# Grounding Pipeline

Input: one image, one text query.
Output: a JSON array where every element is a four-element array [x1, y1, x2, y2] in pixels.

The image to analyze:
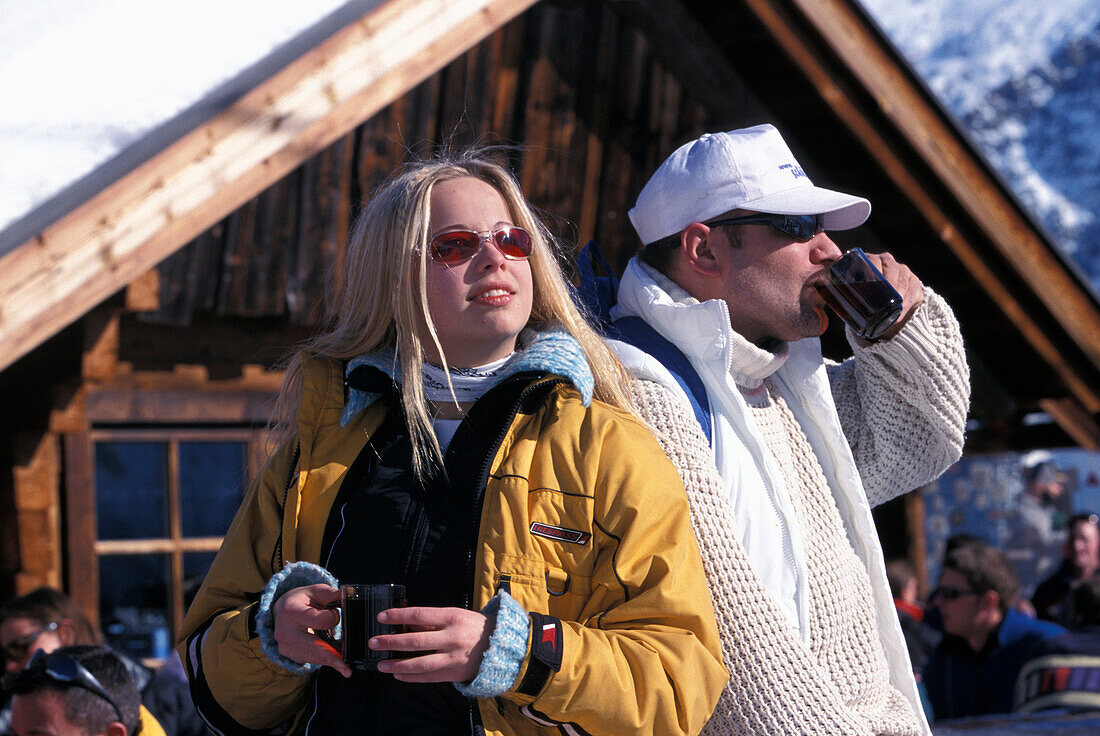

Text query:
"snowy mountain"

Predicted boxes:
[[860, 0, 1100, 295]]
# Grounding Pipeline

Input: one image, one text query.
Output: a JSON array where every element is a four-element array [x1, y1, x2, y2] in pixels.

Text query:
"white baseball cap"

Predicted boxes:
[[628, 124, 871, 245]]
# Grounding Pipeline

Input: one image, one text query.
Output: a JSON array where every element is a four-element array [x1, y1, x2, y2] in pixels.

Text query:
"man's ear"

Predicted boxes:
[[104, 720, 128, 736], [56, 618, 78, 646], [681, 223, 722, 277], [979, 590, 1001, 615]]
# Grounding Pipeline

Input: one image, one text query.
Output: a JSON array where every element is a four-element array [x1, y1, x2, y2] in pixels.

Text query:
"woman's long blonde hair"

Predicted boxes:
[[271, 150, 633, 477]]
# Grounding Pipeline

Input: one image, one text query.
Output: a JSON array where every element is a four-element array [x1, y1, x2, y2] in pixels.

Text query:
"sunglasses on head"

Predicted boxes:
[[706, 213, 824, 242], [1, 621, 58, 665], [428, 227, 533, 266], [29, 649, 124, 724], [930, 585, 977, 602]]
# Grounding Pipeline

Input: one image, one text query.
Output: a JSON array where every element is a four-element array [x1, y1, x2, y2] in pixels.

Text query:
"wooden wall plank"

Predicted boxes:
[[13, 432, 63, 594]]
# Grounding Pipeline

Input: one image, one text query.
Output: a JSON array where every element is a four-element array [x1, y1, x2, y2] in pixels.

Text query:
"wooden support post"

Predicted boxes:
[[905, 488, 929, 598], [63, 432, 98, 630], [12, 432, 63, 594]]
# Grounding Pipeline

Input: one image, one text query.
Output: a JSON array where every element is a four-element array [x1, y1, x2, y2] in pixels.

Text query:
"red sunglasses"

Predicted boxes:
[[428, 227, 533, 266]]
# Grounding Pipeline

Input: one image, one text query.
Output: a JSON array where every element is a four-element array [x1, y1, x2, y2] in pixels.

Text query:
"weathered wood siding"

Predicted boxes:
[[148, 2, 722, 332]]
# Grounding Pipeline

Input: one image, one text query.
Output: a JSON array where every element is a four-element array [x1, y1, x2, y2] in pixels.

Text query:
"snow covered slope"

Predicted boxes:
[[861, 0, 1100, 293]]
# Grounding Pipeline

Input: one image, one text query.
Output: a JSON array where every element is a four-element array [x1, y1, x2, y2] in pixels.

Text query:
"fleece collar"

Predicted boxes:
[[340, 328, 594, 426]]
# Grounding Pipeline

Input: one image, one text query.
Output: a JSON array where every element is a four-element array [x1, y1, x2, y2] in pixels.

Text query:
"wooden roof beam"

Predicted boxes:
[[749, 0, 1100, 412], [0, 0, 539, 374]]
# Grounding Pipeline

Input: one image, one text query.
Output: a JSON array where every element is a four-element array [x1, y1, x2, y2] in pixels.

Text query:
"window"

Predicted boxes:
[[81, 428, 264, 660]]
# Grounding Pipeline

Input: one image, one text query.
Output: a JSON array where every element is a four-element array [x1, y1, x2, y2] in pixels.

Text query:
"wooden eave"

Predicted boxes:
[[741, 0, 1100, 446], [0, 0, 537, 375]]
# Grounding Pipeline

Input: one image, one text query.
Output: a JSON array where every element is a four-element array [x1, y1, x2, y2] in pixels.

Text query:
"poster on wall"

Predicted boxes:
[[923, 449, 1100, 597]]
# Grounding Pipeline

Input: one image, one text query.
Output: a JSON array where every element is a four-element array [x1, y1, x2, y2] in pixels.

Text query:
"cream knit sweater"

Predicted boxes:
[[634, 377, 923, 735]]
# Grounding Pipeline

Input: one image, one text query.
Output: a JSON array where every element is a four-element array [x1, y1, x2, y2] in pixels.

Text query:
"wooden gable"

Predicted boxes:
[[2, 0, 1099, 602]]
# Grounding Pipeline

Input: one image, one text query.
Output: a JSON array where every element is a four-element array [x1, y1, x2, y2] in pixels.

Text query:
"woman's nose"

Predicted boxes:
[[473, 234, 509, 269]]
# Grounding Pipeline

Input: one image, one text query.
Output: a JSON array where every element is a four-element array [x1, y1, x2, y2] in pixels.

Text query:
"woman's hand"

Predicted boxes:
[[372, 606, 493, 683], [272, 584, 351, 678]]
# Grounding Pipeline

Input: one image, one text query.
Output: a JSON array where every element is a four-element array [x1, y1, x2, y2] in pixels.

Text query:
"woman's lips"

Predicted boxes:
[[469, 287, 514, 305]]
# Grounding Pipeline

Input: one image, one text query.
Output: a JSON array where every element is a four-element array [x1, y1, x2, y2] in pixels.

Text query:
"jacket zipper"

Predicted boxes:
[[712, 366, 809, 641], [464, 376, 564, 734]]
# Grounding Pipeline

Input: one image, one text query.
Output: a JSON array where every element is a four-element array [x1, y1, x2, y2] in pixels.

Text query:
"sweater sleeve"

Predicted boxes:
[[827, 287, 970, 507], [631, 378, 905, 734]]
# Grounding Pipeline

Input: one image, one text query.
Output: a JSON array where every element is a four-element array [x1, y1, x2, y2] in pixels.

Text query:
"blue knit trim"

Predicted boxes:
[[341, 328, 594, 427], [454, 591, 530, 698], [508, 329, 594, 406], [256, 561, 339, 674]]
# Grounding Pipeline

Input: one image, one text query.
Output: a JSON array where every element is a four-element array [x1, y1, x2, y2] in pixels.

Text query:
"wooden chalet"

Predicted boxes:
[[3, 0, 1099, 635]]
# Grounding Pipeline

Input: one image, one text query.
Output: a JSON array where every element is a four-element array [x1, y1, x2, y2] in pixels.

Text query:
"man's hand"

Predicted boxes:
[[862, 251, 924, 341], [272, 584, 351, 677], [372, 606, 493, 684]]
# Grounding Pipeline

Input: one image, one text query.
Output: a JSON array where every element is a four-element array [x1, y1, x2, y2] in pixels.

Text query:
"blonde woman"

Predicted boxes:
[[178, 153, 725, 736]]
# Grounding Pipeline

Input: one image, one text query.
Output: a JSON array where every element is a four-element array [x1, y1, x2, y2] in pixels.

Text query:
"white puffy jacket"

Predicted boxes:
[[610, 256, 969, 734]]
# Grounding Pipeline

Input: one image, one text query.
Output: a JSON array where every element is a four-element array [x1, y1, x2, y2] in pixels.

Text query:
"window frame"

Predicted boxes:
[[64, 374, 280, 641], [87, 427, 262, 636]]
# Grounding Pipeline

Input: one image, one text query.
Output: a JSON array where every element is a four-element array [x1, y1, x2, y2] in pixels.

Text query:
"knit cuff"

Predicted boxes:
[[852, 288, 965, 378], [454, 591, 529, 698], [256, 561, 339, 674]]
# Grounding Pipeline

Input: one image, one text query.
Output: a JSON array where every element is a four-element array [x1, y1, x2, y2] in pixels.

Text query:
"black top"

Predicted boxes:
[[302, 368, 553, 736]]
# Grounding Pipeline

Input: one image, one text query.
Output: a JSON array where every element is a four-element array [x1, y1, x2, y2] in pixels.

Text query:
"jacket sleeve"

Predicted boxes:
[[499, 401, 727, 736], [827, 287, 970, 506], [176, 437, 314, 734]]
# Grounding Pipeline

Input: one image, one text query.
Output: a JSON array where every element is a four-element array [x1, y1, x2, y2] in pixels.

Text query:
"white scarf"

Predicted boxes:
[[421, 354, 513, 404]]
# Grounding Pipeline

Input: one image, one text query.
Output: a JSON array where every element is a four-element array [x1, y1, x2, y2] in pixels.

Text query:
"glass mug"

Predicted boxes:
[[320, 583, 407, 670], [815, 248, 904, 340]]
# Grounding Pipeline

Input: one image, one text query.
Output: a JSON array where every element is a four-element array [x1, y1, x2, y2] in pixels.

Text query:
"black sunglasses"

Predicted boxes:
[[1, 621, 58, 664], [706, 213, 824, 242], [930, 585, 978, 602], [29, 649, 124, 724]]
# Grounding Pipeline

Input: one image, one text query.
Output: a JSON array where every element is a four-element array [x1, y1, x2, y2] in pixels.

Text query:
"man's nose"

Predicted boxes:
[[810, 232, 843, 264]]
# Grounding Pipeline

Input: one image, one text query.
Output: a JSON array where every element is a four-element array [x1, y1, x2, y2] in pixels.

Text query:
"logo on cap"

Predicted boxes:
[[779, 163, 808, 180]]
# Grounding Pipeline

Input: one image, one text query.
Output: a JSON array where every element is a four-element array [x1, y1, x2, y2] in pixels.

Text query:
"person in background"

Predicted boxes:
[[923, 540, 1064, 720], [0, 588, 206, 736], [1033, 512, 1100, 625], [886, 559, 941, 675], [602, 123, 969, 735], [1010, 450, 1070, 588], [2, 644, 164, 736], [1015, 572, 1100, 712], [178, 152, 725, 735]]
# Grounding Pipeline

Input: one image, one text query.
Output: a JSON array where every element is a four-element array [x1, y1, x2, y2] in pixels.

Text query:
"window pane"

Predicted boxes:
[[100, 554, 171, 660], [184, 551, 218, 612], [179, 441, 248, 537], [95, 442, 168, 539]]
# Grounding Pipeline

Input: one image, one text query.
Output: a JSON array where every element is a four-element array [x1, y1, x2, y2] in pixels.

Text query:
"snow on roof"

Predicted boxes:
[[0, 0, 377, 252]]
